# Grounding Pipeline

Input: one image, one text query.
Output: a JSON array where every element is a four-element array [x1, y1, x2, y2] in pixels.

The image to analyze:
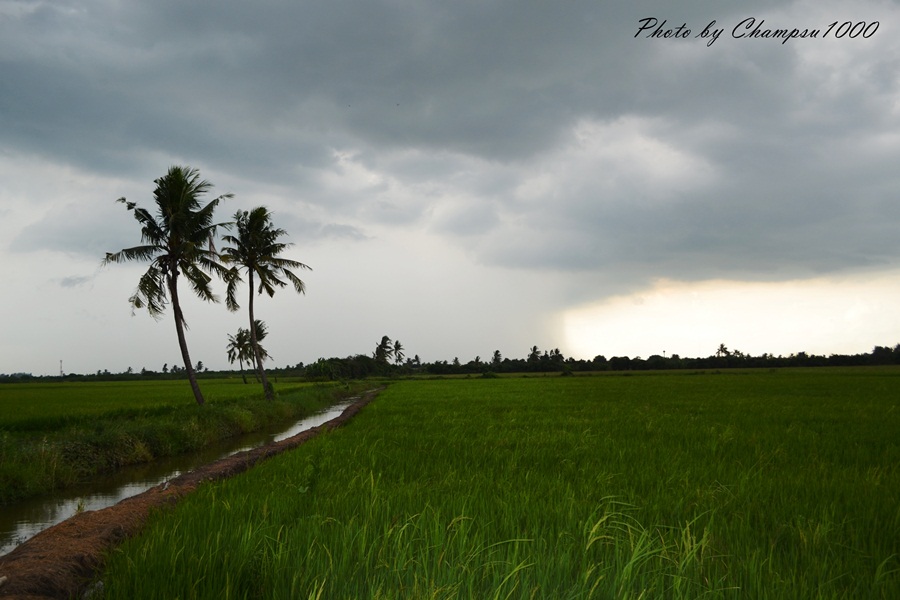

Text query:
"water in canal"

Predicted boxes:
[[0, 400, 355, 557]]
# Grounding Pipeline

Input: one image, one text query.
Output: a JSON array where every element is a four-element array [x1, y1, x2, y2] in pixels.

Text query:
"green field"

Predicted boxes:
[[0, 379, 351, 504], [0, 378, 313, 431], [98, 368, 900, 599]]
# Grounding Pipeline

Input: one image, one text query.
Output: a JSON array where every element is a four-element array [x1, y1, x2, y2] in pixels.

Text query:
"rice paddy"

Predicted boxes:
[[97, 368, 900, 598], [0, 379, 314, 432], [0, 379, 349, 504]]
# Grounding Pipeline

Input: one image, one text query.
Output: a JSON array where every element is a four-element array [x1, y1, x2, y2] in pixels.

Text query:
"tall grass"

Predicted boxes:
[[101, 370, 900, 598], [0, 379, 313, 432], [0, 382, 355, 504]]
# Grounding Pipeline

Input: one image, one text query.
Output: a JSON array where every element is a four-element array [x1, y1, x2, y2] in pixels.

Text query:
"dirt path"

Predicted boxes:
[[0, 388, 381, 600]]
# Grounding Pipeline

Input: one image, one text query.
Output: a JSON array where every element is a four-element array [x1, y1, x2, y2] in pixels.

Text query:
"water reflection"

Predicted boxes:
[[0, 401, 354, 557]]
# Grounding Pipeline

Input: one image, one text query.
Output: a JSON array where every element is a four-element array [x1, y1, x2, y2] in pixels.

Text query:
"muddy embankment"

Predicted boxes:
[[0, 387, 382, 600]]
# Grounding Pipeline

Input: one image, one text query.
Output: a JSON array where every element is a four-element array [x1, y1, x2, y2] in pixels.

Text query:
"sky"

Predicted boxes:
[[2, 0, 900, 375]]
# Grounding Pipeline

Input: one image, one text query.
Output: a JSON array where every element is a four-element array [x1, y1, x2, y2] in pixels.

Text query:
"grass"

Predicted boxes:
[[0, 378, 312, 431], [98, 368, 900, 598], [0, 380, 365, 505]]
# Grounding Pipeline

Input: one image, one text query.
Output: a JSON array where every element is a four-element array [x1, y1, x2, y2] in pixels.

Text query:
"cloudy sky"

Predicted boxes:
[[2, 0, 900, 375]]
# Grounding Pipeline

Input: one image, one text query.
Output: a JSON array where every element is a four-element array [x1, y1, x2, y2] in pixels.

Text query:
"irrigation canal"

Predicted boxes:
[[0, 399, 355, 557]]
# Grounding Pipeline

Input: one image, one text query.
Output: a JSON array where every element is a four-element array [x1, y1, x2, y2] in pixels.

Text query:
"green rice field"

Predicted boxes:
[[98, 368, 900, 599], [0, 379, 347, 504], [0, 378, 312, 431]]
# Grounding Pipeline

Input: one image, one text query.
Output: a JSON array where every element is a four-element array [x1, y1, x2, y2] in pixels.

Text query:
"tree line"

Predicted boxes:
[[4, 342, 900, 385], [300, 340, 900, 380]]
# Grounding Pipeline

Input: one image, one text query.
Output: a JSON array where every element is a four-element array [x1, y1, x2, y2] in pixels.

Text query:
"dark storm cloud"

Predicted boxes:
[[1, 0, 898, 297]]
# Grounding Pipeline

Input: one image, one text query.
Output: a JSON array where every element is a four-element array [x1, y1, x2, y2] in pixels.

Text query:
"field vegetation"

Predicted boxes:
[[99, 368, 900, 598], [0, 379, 362, 505]]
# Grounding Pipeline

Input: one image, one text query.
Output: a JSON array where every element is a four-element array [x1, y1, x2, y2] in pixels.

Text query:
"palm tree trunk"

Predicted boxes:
[[247, 272, 273, 399], [168, 272, 205, 406]]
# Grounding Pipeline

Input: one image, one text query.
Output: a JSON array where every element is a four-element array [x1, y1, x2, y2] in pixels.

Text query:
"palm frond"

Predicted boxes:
[[103, 245, 162, 266], [129, 266, 167, 318], [284, 269, 307, 294]]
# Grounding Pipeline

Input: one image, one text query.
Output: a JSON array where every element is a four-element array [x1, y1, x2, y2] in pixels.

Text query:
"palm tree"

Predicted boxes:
[[393, 340, 405, 365], [104, 166, 231, 406], [226, 328, 252, 383], [222, 207, 309, 399], [226, 321, 271, 384], [374, 335, 393, 364]]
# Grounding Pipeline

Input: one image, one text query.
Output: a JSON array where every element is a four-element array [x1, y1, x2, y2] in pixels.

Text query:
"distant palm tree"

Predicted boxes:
[[374, 335, 393, 364], [393, 340, 405, 365], [104, 166, 231, 406], [226, 328, 251, 383], [226, 321, 271, 384], [222, 206, 309, 399]]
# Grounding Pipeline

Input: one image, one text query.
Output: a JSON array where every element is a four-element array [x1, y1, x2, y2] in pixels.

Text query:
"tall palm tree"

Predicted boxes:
[[222, 206, 309, 399], [104, 166, 231, 406]]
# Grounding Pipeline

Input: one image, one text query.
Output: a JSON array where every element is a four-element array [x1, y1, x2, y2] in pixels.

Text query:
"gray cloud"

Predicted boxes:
[[10, 202, 135, 258], [59, 275, 92, 288], [2, 0, 899, 371]]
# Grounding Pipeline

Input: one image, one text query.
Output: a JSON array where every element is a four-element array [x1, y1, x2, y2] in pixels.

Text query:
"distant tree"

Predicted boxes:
[[227, 328, 252, 383], [716, 343, 730, 358], [222, 206, 310, 400], [393, 340, 405, 365], [492, 350, 502, 368], [103, 166, 231, 406], [162, 363, 168, 374], [374, 336, 393, 364], [196, 361, 204, 372], [227, 321, 270, 384], [527, 346, 541, 362], [609, 356, 632, 371]]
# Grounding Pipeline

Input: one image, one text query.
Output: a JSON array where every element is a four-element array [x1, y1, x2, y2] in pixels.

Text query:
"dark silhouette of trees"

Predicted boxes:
[[227, 321, 270, 384], [222, 206, 310, 400], [374, 336, 393, 364], [103, 165, 231, 406]]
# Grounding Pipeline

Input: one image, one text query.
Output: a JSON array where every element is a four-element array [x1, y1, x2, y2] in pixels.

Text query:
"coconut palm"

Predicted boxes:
[[222, 206, 309, 399], [393, 340, 405, 365], [104, 165, 231, 406], [226, 328, 252, 383], [374, 335, 393, 364], [226, 321, 271, 384]]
